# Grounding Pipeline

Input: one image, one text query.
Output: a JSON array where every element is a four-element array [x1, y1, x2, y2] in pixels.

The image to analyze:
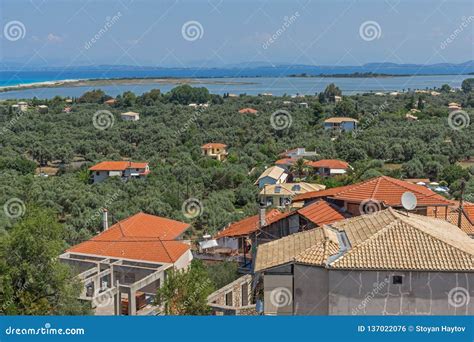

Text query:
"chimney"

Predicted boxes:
[[102, 209, 109, 231], [259, 206, 266, 228]]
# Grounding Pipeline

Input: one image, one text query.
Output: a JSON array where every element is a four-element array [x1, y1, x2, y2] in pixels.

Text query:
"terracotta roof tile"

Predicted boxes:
[[306, 159, 349, 170], [256, 208, 474, 272], [324, 117, 359, 123], [330, 208, 474, 271], [446, 203, 474, 235], [255, 227, 340, 271], [216, 209, 285, 238], [68, 240, 189, 264], [293, 176, 451, 207], [463, 203, 474, 223], [67, 212, 190, 263], [201, 143, 227, 149], [297, 200, 345, 226], [238, 108, 258, 114], [89, 161, 148, 171]]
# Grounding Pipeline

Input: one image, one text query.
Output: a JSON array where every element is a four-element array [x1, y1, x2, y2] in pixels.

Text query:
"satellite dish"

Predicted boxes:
[[401, 192, 417, 211]]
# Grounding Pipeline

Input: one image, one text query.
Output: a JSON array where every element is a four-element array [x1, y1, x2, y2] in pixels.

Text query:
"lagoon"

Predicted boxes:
[[0, 74, 470, 99]]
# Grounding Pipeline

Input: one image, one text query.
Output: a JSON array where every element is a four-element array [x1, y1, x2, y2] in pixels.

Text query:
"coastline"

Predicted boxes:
[[0, 77, 258, 93]]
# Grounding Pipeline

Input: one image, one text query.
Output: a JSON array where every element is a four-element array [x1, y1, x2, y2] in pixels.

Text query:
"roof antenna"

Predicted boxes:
[[401, 191, 417, 216]]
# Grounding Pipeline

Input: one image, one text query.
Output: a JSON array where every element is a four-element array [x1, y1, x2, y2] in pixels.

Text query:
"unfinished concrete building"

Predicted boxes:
[[60, 211, 192, 315]]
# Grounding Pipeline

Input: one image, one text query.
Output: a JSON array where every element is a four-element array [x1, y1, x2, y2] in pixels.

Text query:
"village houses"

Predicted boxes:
[[255, 166, 288, 188], [323, 117, 358, 132], [89, 161, 150, 184], [121, 111, 140, 121], [255, 208, 474, 315], [201, 143, 228, 161]]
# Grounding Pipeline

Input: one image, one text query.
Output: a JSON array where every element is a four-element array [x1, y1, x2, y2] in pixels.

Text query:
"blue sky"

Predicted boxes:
[[1, 0, 473, 67]]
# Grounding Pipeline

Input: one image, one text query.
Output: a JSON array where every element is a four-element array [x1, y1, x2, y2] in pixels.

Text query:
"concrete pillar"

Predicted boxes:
[[128, 290, 137, 316], [114, 292, 120, 315], [114, 281, 121, 316]]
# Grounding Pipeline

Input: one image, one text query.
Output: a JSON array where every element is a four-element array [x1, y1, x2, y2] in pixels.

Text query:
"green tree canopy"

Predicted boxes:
[[0, 206, 90, 315], [461, 78, 474, 93], [155, 260, 214, 315]]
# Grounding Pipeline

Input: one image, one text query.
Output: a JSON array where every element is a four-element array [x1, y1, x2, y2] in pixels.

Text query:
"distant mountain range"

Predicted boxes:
[[1, 61, 473, 79]]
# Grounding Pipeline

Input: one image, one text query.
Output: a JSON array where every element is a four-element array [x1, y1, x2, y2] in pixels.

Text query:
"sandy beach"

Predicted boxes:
[[0, 77, 257, 93]]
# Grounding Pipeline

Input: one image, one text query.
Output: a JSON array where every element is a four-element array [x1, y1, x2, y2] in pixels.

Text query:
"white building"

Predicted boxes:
[[89, 161, 150, 184], [121, 111, 140, 121]]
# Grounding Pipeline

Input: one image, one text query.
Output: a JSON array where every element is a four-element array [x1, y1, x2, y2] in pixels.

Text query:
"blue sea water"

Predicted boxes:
[[0, 68, 471, 99]]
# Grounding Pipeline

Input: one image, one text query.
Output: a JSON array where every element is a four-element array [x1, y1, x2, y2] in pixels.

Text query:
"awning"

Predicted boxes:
[[199, 239, 218, 250]]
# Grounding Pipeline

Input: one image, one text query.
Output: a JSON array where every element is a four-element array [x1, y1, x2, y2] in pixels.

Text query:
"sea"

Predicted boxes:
[[0, 69, 471, 99]]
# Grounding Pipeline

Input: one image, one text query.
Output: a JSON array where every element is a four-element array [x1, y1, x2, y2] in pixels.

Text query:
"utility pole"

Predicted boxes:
[[458, 180, 466, 229]]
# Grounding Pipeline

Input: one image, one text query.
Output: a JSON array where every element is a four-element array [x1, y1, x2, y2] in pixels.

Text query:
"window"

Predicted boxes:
[[275, 186, 281, 193], [392, 275, 403, 285], [96, 171, 100, 175], [225, 291, 233, 306], [292, 185, 301, 192], [241, 284, 249, 306]]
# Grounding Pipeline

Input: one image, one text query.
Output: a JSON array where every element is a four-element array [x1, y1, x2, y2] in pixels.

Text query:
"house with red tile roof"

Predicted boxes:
[[121, 111, 140, 121], [306, 159, 351, 176], [324, 117, 358, 132], [201, 143, 228, 161], [104, 98, 116, 105], [255, 208, 474, 315], [279, 147, 318, 159], [238, 107, 258, 114], [255, 200, 346, 246], [215, 209, 284, 241], [293, 176, 453, 218], [447, 202, 474, 236], [60, 211, 192, 315], [89, 161, 150, 183], [211, 200, 346, 269]]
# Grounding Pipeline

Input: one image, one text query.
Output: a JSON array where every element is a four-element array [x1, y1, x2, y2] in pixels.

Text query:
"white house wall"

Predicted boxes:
[[173, 249, 193, 270]]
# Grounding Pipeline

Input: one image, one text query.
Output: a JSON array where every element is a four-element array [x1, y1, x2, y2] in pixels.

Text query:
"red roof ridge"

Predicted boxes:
[[293, 176, 451, 206], [370, 177, 382, 200]]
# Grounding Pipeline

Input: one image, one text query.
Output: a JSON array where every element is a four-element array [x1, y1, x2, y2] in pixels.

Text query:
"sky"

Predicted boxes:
[[0, 0, 473, 68]]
